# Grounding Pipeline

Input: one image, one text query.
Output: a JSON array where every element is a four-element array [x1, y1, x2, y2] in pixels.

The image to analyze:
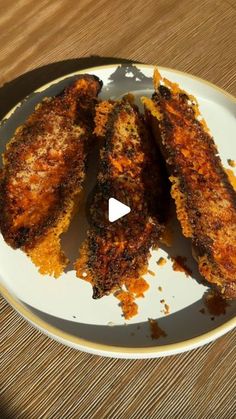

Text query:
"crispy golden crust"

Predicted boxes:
[[143, 68, 236, 299], [0, 75, 102, 276], [75, 99, 168, 298]]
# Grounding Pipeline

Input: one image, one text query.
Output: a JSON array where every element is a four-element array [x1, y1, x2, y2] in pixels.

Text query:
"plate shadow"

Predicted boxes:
[[22, 298, 235, 349], [0, 55, 136, 120]]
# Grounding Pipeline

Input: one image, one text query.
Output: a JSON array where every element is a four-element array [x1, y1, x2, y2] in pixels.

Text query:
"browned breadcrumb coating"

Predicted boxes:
[[142, 68, 236, 299], [75, 99, 169, 300], [115, 290, 138, 319], [0, 75, 102, 277]]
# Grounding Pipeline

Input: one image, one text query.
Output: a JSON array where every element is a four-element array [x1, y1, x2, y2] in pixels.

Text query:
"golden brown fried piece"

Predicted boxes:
[[143, 68, 236, 299], [0, 75, 102, 277], [75, 99, 168, 299]]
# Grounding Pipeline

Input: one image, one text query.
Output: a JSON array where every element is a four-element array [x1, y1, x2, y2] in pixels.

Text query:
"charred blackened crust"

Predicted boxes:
[[142, 68, 236, 299], [75, 98, 168, 298], [0, 75, 102, 276]]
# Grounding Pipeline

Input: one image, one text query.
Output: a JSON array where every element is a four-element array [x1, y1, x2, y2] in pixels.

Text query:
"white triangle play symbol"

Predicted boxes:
[[108, 198, 131, 222]]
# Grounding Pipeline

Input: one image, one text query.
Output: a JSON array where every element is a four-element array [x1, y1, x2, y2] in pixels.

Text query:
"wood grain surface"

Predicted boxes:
[[0, 0, 236, 417]]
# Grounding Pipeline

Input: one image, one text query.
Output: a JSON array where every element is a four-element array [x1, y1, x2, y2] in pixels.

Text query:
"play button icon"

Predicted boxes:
[[108, 198, 131, 222]]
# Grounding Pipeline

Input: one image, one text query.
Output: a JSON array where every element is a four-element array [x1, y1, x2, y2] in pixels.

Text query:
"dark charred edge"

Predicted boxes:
[[147, 90, 236, 298], [57, 74, 103, 97], [139, 111, 170, 225], [149, 131, 235, 298], [64, 75, 103, 135], [89, 102, 125, 298], [153, 86, 236, 209], [97, 101, 124, 197], [87, 102, 123, 233], [90, 222, 163, 300], [152, 87, 236, 214], [0, 76, 102, 249], [87, 100, 167, 299]]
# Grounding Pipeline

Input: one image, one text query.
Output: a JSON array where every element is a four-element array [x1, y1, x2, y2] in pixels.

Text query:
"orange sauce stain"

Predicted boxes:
[[203, 291, 229, 316], [148, 318, 167, 339]]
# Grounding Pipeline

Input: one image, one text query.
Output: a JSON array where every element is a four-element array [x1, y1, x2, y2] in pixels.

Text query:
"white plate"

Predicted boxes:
[[0, 64, 235, 358]]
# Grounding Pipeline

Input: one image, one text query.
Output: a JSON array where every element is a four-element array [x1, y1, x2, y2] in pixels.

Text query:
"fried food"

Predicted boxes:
[[143, 68, 236, 299], [0, 75, 102, 277], [75, 98, 169, 301]]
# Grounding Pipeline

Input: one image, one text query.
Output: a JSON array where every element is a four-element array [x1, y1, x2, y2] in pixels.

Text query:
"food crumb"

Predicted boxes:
[[148, 270, 155, 276], [160, 299, 165, 304], [158, 286, 163, 292], [164, 303, 170, 315], [211, 317, 215, 321], [157, 257, 167, 266], [225, 168, 236, 190], [227, 159, 236, 168], [115, 291, 138, 319], [125, 277, 149, 298], [148, 318, 167, 339], [203, 290, 229, 316], [199, 308, 205, 314], [171, 256, 192, 277], [72, 316, 76, 318]]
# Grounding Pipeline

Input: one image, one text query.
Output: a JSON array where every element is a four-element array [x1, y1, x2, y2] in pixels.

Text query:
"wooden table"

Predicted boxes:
[[1, 1, 235, 417]]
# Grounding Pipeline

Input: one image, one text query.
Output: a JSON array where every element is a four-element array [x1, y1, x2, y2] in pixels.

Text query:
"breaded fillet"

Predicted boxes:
[[143, 68, 236, 299], [75, 99, 168, 299], [0, 75, 102, 277]]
